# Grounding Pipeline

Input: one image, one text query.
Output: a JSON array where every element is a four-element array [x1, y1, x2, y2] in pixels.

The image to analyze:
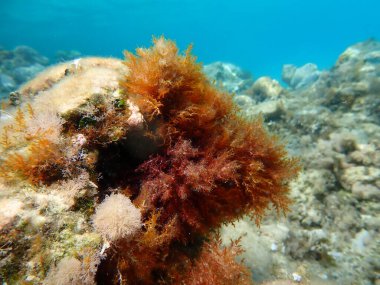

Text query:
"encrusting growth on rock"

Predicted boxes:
[[0, 37, 299, 284]]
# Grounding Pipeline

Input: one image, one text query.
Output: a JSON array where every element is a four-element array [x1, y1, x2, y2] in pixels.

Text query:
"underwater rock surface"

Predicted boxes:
[[281, 63, 321, 89], [218, 39, 380, 285], [0, 46, 50, 100], [203, 61, 254, 94], [0, 39, 379, 285]]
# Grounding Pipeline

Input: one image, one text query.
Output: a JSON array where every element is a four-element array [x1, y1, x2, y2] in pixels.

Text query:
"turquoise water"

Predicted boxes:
[[1, 0, 380, 80]]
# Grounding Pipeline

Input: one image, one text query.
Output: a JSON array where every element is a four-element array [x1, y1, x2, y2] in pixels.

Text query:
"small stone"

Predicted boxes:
[[350, 145, 376, 166], [249, 76, 284, 100], [234, 95, 254, 109], [252, 100, 286, 121], [270, 243, 278, 252], [292, 272, 302, 282], [352, 230, 372, 252], [362, 215, 380, 230], [9, 91, 21, 106], [25, 275, 36, 281], [308, 229, 327, 244], [339, 166, 380, 190], [301, 208, 322, 226], [352, 182, 380, 200]]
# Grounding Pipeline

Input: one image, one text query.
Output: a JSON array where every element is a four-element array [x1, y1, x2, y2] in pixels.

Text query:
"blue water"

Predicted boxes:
[[1, 0, 380, 80]]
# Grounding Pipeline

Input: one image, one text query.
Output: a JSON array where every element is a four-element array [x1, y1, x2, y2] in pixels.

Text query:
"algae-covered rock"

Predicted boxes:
[[19, 57, 128, 115], [217, 39, 380, 285], [282, 63, 320, 89], [0, 57, 131, 284], [248, 76, 285, 100], [0, 74, 16, 92], [318, 39, 380, 117], [0, 38, 299, 285], [204, 61, 254, 93], [0, 45, 50, 100]]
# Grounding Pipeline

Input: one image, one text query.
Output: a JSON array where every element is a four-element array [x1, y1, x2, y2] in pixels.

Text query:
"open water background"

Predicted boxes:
[[1, 0, 380, 80]]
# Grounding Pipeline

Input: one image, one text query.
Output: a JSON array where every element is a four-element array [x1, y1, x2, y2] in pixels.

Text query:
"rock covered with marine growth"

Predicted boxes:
[[0, 57, 128, 284], [205, 39, 380, 285], [0, 46, 49, 99], [0, 38, 298, 284]]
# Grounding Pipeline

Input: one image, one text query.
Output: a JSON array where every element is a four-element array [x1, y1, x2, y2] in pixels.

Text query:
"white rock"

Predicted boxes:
[[292, 272, 302, 282], [352, 183, 380, 200], [270, 243, 278, 251], [352, 230, 372, 252]]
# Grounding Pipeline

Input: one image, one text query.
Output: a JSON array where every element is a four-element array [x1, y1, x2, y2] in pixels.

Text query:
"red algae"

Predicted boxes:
[[95, 37, 299, 284], [0, 37, 299, 284]]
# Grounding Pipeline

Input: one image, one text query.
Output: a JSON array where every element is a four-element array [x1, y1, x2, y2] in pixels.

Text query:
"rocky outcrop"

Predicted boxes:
[[0, 46, 49, 99], [220, 39, 380, 285]]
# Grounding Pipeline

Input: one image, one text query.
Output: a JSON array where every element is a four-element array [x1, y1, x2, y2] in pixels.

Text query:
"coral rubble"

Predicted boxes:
[[0, 38, 298, 284]]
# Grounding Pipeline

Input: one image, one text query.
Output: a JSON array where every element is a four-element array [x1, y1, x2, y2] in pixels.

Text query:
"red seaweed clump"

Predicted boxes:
[[0, 37, 299, 284], [95, 37, 299, 284]]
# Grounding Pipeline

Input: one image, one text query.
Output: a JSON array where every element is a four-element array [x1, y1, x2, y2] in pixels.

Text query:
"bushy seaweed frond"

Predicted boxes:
[[1, 126, 12, 149], [225, 116, 300, 224], [119, 36, 300, 245], [139, 211, 178, 248], [0, 105, 68, 184], [169, 236, 253, 285], [137, 138, 242, 238], [14, 108, 26, 132], [0, 138, 65, 184], [121, 37, 204, 103]]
